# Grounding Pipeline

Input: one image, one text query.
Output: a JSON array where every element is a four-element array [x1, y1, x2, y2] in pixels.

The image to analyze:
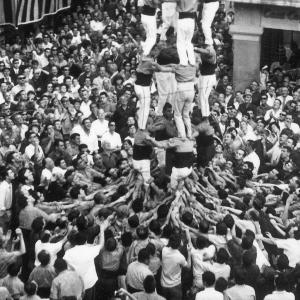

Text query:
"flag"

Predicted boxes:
[[0, 0, 17, 26], [16, 0, 72, 26]]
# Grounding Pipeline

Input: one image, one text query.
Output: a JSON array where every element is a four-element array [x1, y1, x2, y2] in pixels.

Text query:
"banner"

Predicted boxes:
[[0, 0, 17, 26], [0, 0, 72, 27]]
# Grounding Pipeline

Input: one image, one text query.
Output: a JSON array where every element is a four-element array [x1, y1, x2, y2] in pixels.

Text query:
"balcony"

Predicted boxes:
[[230, 0, 300, 8]]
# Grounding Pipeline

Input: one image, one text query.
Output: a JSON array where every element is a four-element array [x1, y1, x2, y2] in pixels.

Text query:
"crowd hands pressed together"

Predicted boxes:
[[0, 0, 300, 300]]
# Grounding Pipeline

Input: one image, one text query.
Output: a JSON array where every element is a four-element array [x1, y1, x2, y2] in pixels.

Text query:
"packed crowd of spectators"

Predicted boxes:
[[0, 0, 300, 300]]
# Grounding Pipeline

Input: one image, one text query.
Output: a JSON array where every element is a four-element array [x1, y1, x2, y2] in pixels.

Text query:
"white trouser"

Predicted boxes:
[[174, 81, 194, 138], [133, 159, 151, 185], [170, 166, 192, 189], [177, 18, 195, 66], [202, 1, 219, 45], [160, 2, 178, 41], [198, 74, 216, 117], [156, 72, 177, 116], [141, 14, 157, 56], [135, 84, 151, 130]]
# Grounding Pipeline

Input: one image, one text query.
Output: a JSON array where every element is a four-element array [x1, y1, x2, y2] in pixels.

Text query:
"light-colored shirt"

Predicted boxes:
[[275, 238, 300, 268], [264, 290, 295, 300], [224, 284, 255, 300], [64, 244, 101, 290], [34, 240, 64, 266], [126, 261, 152, 291], [0, 181, 12, 212], [161, 247, 187, 288], [91, 119, 109, 138], [196, 287, 223, 300], [101, 131, 122, 151]]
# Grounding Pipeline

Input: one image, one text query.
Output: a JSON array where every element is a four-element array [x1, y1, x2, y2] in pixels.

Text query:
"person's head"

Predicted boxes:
[[105, 237, 117, 252], [70, 133, 81, 145], [82, 118, 91, 130], [168, 234, 181, 249], [18, 168, 34, 185], [202, 271, 215, 288], [216, 222, 227, 235], [7, 262, 21, 277], [215, 277, 228, 293], [277, 254, 289, 271], [163, 103, 173, 119], [24, 281, 38, 296], [274, 99, 281, 109], [235, 149, 245, 161], [216, 248, 229, 264], [136, 225, 149, 240], [37, 250, 51, 266], [138, 248, 150, 265], [143, 275, 156, 293], [108, 121, 116, 133]]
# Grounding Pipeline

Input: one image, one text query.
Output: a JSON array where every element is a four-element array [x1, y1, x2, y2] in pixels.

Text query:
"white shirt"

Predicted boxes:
[[264, 290, 295, 300], [280, 122, 300, 135], [191, 245, 216, 287], [0, 181, 12, 212], [196, 287, 223, 300], [76, 127, 99, 152], [91, 119, 108, 139], [161, 247, 187, 288], [207, 234, 227, 250], [90, 20, 105, 32], [25, 144, 44, 161], [35, 239, 64, 266], [126, 261, 153, 291], [80, 100, 92, 119], [101, 131, 122, 151], [244, 151, 260, 176], [275, 238, 300, 267], [64, 244, 101, 290]]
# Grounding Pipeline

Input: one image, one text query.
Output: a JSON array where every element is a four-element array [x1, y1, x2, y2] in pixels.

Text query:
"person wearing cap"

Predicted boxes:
[[202, 0, 219, 46], [140, 0, 160, 56], [176, 0, 198, 66], [194, 45, 217, 119]]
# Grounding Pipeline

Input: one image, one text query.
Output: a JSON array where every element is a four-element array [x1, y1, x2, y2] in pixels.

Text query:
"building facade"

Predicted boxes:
[[230, 0, 300, 90]]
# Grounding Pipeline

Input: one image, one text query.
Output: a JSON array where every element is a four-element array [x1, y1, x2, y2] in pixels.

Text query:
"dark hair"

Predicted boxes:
[[138, 248, 150, 263], [202, 271, 215, 287], [54, 258, 68, 273], [216, 248, 229, 264], [7, 262, 21, 276], [136, 226, 149, 240], [157, 204, 169, 219], [242, 250, 255, 266], [199, 220, 209, 233], [24, 281, 37, 296], [143, 275, 156, 293], [121, 232, 133, 247], [105, 237, 117, 252], [40, 231, 51, 243], [37, 250, 51, 266], [241, 235, 254, 250], [223, 214, 235, 229], [216, 222, 227, 235], [146, 243, 156, 256], [128, 215, 139, 228], [215, 277, 228, 293], [181, 211, 193, 226], [168, 234, 181, 249], [196, 236, 209, 249], [132, 199, 143, 213], [31, 217, 45, 233], [149, 220, 161, 236], [277, 254, 289, 271], [76, 215, 88, 231], [74, 232, 87, 245]]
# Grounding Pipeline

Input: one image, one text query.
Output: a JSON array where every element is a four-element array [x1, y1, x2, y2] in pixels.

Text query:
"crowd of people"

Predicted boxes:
[[0, 0, 300, 300]]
